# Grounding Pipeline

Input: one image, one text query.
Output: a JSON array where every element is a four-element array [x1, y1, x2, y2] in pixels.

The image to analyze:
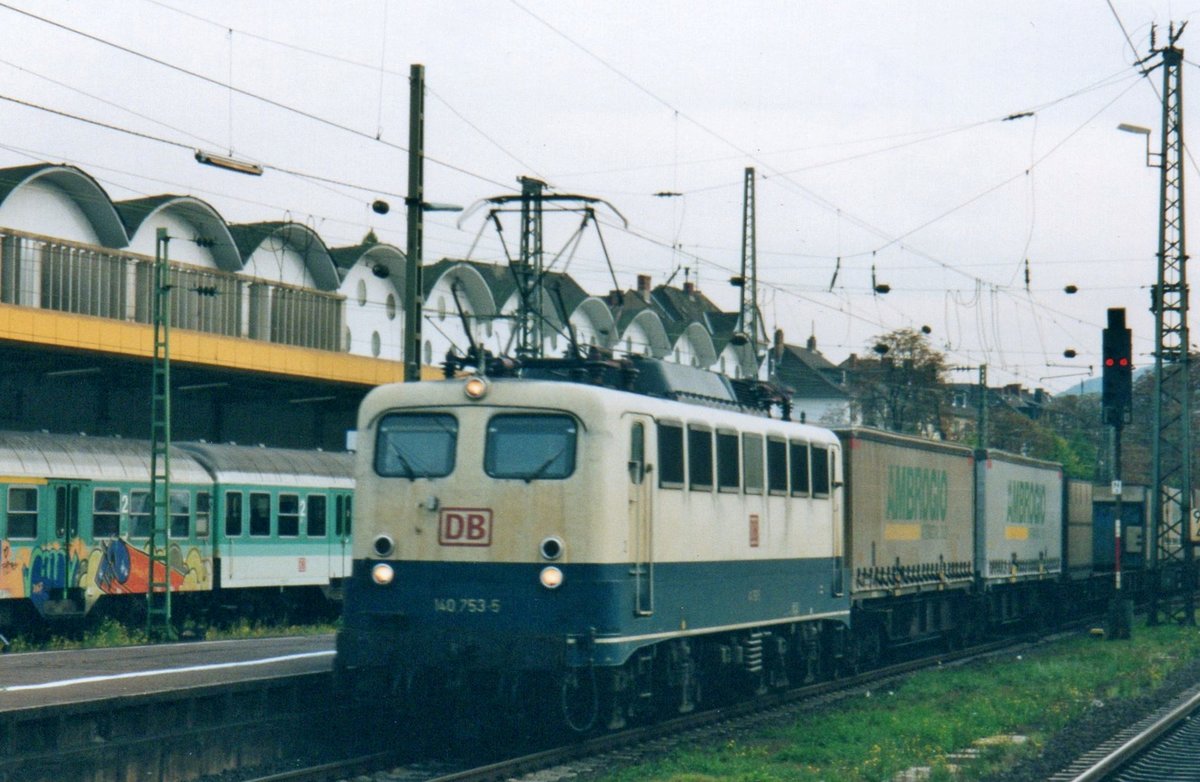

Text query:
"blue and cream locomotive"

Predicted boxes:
[[338, 358, 853, 730]]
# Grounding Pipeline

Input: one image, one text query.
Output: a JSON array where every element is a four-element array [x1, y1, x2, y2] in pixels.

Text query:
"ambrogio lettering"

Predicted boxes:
[[886, 465, 948, 521], [1006, 480, 1046, 525]]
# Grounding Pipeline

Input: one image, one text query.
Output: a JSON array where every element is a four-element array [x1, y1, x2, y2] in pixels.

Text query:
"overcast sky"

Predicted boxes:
[[0, 1, 1194, 391]]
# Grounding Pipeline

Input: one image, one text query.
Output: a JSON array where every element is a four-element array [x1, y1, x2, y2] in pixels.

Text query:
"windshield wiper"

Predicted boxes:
[[524, 446, 567, 483], [390, 443, 417, 481]]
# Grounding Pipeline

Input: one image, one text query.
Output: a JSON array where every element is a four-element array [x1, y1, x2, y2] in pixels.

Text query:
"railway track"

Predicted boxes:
[[240, 636, 1029, 782], [1048, 679, 1200, 782]]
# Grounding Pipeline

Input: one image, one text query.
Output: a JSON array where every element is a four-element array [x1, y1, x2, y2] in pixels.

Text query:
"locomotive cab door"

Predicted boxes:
[[627, 416, 654, 617]]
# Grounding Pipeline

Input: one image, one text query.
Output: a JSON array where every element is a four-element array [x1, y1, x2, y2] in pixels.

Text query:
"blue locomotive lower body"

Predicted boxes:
[[337, 556, 850, 674]]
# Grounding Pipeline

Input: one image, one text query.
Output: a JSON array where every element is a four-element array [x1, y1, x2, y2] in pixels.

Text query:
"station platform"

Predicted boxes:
[[0, 633, 334, 712]]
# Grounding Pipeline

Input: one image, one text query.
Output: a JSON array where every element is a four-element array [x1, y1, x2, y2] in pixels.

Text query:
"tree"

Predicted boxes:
[[849, 328, 948, 435]]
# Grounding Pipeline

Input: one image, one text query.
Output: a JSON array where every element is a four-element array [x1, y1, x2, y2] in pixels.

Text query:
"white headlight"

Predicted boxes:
[[539, 566, 563, 589], [371, 563, 395, 585], [464, 376, 489, 400]]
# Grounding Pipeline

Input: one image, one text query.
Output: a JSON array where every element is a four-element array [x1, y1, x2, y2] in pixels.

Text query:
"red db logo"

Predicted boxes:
[[439, 508, 494, 546]]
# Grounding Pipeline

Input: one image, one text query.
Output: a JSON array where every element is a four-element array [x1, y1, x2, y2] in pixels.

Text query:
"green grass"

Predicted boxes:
[[598, 623, 1200, 782], [4, 616, 337, 653]]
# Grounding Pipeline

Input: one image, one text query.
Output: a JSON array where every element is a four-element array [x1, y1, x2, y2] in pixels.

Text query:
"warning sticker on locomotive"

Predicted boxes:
[[439, 508, 494, 546]]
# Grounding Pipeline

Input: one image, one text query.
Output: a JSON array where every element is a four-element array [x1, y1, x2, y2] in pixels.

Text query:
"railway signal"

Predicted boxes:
[[1101, 308, 1132, 427]]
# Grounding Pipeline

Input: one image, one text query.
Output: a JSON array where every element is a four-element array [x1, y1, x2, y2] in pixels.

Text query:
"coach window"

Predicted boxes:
[[629, 422, 645, 484], [767, 437, 788, 496], [278, 494, 300, 537], [308, 494, 327, 537], [716, 430, 739, 492], [7, 487, 37, 539], [249, 492, 271, 537], [375, 413, 457, 478], [789, 441, 810, 497], [485, 414, 577, 480], [742, 433, 764, 494], [93, 489, 120, 538], [688, 426, 714, 491], [130, 490, 151, 538], [225, 491, 243, 537], [812, 446, 831, 496], [196, 492, 211, 538], [169, 491, 190, 538], [657, 422, 684, 488]]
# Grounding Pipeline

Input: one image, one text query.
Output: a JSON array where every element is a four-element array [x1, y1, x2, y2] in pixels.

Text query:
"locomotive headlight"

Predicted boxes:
[[539, 565, 564, 589], [463, 376, 489, 400], [371, 563, 395, 586]]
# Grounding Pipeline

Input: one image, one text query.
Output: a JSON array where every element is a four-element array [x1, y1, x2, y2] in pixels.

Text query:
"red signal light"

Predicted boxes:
[[1105, 358, 1115, 367], [1119, 358, 1129, 367]]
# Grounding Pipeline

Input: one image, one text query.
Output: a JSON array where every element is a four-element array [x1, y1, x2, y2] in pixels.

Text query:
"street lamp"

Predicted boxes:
[[1117, 123, 1160, 168]]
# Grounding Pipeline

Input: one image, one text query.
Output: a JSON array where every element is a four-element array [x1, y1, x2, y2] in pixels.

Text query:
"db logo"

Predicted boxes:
[[439, 508, 494, 546]]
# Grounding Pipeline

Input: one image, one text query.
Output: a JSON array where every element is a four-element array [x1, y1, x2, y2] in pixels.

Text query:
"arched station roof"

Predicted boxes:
[[0, 163, 129, 247]]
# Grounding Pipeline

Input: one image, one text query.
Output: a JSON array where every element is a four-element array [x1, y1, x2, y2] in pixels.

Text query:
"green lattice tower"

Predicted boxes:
[[148, 227, 176, 640], [1147, 28, 1195, 625]]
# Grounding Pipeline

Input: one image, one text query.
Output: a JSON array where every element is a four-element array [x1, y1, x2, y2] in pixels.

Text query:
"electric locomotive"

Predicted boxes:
[[337, 356, 851, 731]]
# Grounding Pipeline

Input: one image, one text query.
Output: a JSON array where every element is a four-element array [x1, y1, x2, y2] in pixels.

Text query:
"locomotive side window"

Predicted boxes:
[[657, 423, 684, 488], [308, 494, 327, 537], [225, 491, 243, 537], [767, 437, 788, 495], [93, 489, 120, 538], [375, 413, 457, 478], [169, 491, 190, 538], [249, 492, 271, 537], [629, 422, 645, 485], [6, 487, 37, 539], [742, 433, 764, 495], [130, 490, 151, 538], [484, 414, 577, 480], [716, 430, 739, 492], [688, 426, 713, 491], [812, 446, 831, 496], [278, 494, 300, 537], [789, 441, 810, 497]]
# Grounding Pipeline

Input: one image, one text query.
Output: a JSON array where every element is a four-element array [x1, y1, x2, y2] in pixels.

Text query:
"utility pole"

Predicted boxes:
[[404, 63, 425, 382], [737, 167, 759, 369], [1142, 23, 1194, 625], [148, 228, 175, 640]]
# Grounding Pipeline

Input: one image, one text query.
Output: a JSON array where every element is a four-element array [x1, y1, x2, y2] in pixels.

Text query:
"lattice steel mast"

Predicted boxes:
[[516, 176, 547, 358], [1144, 23, 1195, 625], [148, 227, 175, 639], [737, 167, 759, 363]]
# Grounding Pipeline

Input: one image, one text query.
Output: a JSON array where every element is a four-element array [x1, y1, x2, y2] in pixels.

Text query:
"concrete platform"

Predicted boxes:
[[0, 634, 334, 712]]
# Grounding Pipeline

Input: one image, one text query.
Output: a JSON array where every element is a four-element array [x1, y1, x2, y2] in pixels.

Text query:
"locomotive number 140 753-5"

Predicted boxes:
[[434, 597, 502, 614]]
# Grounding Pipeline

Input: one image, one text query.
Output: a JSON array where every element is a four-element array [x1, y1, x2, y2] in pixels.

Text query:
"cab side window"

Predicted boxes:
[[657, 423, 684, 488]]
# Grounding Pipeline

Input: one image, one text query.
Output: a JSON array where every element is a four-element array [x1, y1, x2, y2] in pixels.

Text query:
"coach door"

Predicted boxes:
[[47, 480, 87, 600], [628, 416, 654, 616]]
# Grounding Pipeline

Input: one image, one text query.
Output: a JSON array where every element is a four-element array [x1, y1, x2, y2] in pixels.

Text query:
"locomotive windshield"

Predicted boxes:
[[484, 414, 577, 481], [375, 413, 458, 479]]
